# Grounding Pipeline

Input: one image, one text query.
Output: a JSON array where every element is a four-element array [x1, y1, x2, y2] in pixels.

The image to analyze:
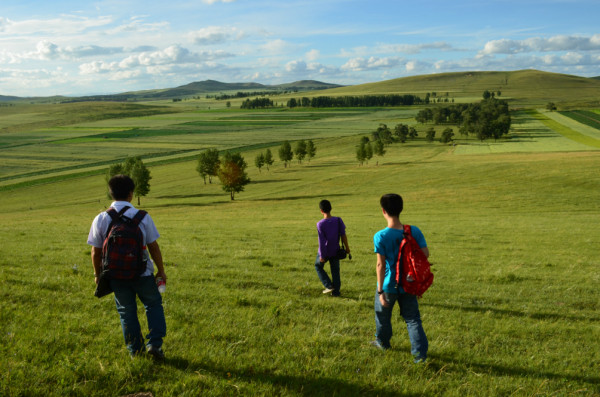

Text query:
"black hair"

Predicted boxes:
[[319, 199, 332, 213], [380, 193, 403, 217], [108, 174, 135, 200]]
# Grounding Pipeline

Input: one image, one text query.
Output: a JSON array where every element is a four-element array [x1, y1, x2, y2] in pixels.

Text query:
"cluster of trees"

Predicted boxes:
[[240, 98, 274, 109], [286, 94, 424, 108], [277, 140, 317, 167], [254, 149, 274, 172], [196, 149, 250, 200], [106, 157, 151, 205], [212, 91, 278, 100], [415, 96, 511, 141]]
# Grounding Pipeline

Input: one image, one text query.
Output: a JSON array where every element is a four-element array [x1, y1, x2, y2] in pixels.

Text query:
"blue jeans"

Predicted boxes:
[[314, 254, 340, 294], [374, 289, 428, 359], [110, 275, 166, 355]]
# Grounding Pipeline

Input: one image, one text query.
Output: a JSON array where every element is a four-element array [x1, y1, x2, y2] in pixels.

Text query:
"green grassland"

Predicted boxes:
[[1, 70, 600, 396]]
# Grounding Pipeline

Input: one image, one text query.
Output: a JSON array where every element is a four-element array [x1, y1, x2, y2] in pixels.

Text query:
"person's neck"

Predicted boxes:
[[323, 213, 332, 219], [387, 217, 402, 230]]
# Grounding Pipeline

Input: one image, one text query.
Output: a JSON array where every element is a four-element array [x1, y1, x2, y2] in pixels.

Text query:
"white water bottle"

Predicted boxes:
[[156, 277, 166, 293]]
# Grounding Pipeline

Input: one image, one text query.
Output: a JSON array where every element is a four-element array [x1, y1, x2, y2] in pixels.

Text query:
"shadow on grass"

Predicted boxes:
[[150, 201, 227, 208], [425, 302, 599, 322], [251, 178, 301, 184], [249, 193, 351, 202], [429, 351, 600, 387], [154, 193, 224, 199], [161, 357, 410, 397]]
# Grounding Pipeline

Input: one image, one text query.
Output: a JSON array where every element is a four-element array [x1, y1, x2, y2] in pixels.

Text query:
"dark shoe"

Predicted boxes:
[[147, 345, 165, 361], [331, 290, 340, 297]]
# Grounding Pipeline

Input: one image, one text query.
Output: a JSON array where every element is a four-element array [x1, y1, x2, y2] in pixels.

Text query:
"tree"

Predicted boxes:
[[440, 127, 454, 143], [226, 101, 231, 108], [373, 139, 385, 160], [546, 102, 557, 111], [264, 148, 274, 170], [365, 141, 373, 163], [278, 141, 294, 168], [356, 142, 366, 165], [426, 128, 436, 142], [106, 157, 151, 205], [482, 90, 492, 100], [306, 140, 316, 162], [295, 140, 307, 164], [394, 123, 409, 143], [372, 124, 393, 145], [254, 152, 265, 173], [408, 127, 418, 140], [196, 148, 220, 184], [218, 152, 250, 200]]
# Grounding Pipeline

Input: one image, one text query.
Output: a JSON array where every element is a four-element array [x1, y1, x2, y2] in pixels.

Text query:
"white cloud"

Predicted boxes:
[[189, 26, 244, 45], [341, 56, 403, 71], [2, 15, 113, 35], [260, 39, 295, 54], [306, 49, 320, 61], [480, 34, 600, 55], [285, 60, 307, 73], [378, 42, 454, 55]]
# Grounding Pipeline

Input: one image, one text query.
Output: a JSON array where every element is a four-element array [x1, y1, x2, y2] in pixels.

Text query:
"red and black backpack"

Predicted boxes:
[[395, 225, 434, 297], [102, 206, 148, 279]]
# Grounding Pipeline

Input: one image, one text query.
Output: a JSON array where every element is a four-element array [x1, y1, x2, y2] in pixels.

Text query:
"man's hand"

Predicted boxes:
[[379, 293, 390, 308]]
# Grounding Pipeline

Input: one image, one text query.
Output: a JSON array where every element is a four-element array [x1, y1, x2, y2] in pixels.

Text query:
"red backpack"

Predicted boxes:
[[102, 206, 148, 279], [395, 225, 433, 297]]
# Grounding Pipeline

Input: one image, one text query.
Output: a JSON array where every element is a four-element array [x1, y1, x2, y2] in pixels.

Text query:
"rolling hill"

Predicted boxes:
[[315, 69, 600, 107]]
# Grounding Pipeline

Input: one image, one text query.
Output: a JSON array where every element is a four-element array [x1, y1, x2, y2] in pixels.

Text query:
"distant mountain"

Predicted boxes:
[[57, 80, 344, 102]]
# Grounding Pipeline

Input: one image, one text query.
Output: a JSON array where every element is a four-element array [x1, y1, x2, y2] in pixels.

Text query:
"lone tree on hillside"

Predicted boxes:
[[278, 141, 294, 168], [306, 140, 316, 162], [373, 139, 385, 162], [106, 156, 151, 205], [254, 152, 265, 173], [546, 102, 557, 111], [426, 128, 436, 142], [295, 140, 307, 164], [264, 148, 274, 170], [197, 148, 220, 184], [440, 127, 455, 143], [218, 151, 250, 200]]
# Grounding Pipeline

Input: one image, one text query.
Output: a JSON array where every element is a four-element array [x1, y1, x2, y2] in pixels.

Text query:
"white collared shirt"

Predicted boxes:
[[87, 201, 160, 276]]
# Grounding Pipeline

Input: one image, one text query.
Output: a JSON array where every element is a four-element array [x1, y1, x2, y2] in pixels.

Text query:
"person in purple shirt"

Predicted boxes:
[[314, 199, 350, 297]]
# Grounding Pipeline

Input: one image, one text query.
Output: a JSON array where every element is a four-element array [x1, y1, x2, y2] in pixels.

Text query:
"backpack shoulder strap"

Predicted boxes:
[[403, 224, 412, 237], [131, 210, 147, 226]]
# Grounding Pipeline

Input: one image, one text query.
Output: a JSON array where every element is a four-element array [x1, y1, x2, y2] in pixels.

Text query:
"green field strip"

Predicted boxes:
[[0, 149, 199, 184], [559, 110, 600, 131], [527, 109, 600, 148]]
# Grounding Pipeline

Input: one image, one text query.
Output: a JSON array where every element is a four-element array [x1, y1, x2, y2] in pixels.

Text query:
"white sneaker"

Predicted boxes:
[[322, 287, 334, 294]]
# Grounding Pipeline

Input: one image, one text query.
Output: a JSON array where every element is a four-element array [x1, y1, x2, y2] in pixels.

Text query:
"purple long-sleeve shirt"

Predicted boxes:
[[317, 216, 346, 259]]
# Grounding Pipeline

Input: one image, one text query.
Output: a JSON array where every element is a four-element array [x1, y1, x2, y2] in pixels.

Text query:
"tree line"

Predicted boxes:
[[286, 94, 424, 108], [415, 96, 511, 141]]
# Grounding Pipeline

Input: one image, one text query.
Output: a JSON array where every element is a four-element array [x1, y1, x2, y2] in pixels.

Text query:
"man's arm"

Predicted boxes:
[[341, 234, 350, 254], [147, 240, 167, 281], [376, 253, 390, 307], [91, 246, 102, 285]]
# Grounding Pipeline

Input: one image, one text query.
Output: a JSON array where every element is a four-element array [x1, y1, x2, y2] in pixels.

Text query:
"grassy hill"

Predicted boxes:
[[316, 70, 600, 107]]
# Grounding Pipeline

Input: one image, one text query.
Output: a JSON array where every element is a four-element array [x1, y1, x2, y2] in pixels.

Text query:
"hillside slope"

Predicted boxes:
[[318, 70, 600, 106]]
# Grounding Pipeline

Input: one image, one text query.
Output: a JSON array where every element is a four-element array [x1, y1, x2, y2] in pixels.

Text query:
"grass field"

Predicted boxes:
[[1, 86, 600, 396]]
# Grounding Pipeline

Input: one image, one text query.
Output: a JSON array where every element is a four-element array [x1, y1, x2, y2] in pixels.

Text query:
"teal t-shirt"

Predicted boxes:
[[373, 226, 427, 293]]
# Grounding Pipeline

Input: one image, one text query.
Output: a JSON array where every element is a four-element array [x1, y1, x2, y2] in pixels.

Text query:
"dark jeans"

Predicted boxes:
[[110, 275, 166, 355], [314, 254, 341, 294], [374, 289, 428, 359]]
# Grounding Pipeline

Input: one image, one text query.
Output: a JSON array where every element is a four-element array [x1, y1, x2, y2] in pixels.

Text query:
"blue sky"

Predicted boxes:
[[1, 0, 599, 96]]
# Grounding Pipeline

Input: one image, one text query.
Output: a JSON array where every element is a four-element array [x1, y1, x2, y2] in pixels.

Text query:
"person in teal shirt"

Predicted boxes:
[[371, 193, 429, 363]]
